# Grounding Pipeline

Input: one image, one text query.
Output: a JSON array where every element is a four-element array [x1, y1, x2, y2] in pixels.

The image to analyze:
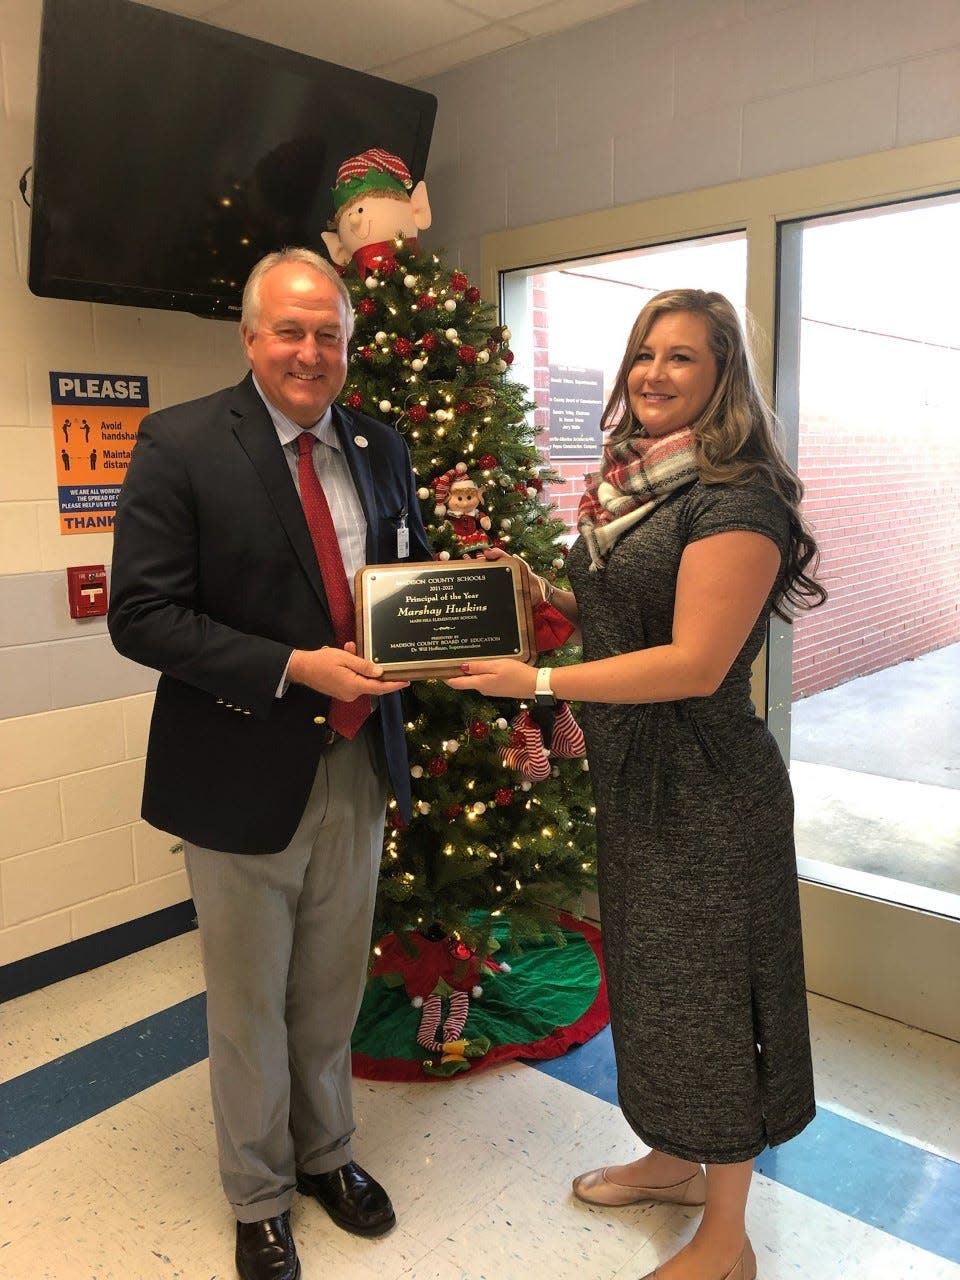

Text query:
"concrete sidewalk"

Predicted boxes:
[[789, 643, 959, 897]]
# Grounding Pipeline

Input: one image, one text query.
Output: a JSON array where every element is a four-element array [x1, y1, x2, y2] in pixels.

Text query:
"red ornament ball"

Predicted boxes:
[[358, 345, 373, 361], [444, 803, 463, 820], [465, 287, 481, 304], [503, 349, 515, 365], [478, 454, 498, 469], [455, 402, 471, 416], [394, 337, 414, 357], [421, 332, 439, 352], [345, 392, 363, 410], [527, 476, 544, 492], [416, 293, 437, 309], [428, 757, 448, 777], [468, 720, 490, 740], [390, 812, 409, 831], [495, 788, 514, 807], [407, 404, 429, 424], [449, 271, 469, 292], [358, 298, 377, 316], [457, 345, 477, 365]]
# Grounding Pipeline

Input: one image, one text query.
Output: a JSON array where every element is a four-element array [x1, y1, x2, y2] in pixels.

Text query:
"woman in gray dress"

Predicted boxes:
[[447, 289, 826, 1280]]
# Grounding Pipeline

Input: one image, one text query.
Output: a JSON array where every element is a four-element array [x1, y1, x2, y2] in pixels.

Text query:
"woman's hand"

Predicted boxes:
[[445, 659, 538, 699], [469, 546, 545, 605]]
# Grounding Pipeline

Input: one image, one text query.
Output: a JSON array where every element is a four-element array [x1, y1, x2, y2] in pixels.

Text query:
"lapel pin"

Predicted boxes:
[[354, 435, 368, 448]]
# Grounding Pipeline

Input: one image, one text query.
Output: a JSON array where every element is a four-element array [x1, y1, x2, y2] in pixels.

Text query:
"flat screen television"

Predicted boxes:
[[28, 0, 437, 318]]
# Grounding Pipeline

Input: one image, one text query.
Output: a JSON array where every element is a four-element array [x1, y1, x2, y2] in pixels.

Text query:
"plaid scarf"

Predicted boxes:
[[577, 427, 698, 569]]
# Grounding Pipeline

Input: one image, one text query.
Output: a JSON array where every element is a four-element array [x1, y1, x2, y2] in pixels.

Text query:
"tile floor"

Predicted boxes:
[[2, 929, 959, 1280]]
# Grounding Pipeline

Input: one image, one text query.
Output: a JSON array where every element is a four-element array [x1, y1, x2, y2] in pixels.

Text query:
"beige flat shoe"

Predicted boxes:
[[572, 1164, 706, 1207], [639, 1236, 757, 1280]]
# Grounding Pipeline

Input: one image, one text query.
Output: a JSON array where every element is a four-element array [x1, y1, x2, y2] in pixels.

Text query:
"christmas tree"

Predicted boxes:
[[324, 150, 596, 958]]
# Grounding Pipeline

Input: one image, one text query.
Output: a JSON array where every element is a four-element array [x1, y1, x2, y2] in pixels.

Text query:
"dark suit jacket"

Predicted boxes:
[[108, 373, 432, 854]]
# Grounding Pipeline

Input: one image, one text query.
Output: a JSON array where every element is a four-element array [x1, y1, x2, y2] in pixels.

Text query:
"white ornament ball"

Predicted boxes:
[[473, 802, 487, 815], [501, 326, 512, 341], [410, 765, 424, 779], [365, 276, 379, 289], [418, 800, 431, 815], [496, 717, 508, 730], [438, 550, 451, 561], [581, 759, 590, 771], [497, 360, 508, 372], [379, 399, 393, 413], [417, 487, 430, 500], [443, 298, 457, 312], [476, 350, 490, 364], [446, 739, 460, 753], [375, 330, 387, 343], [403, 274, 418, 288], [445, 328, 459, 341], [553, 558, 565, 570], [500, 518, 512, 529], [434, 409, 448, 422], [411, 359, 424, 372], [526, 486, 537, 497], [455, 461, 468, 473], [520, 780, 532, 791]]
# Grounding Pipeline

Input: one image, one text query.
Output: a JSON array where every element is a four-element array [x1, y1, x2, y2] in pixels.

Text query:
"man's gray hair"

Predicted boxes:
[[240, 248, 355, 339]]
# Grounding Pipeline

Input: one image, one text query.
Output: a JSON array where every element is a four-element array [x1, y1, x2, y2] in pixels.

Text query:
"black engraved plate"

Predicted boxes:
[[355, 560, 535, 679]]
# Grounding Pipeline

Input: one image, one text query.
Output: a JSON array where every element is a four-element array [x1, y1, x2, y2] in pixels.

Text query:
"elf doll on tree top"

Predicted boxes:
[[321, 147, 432, 274]]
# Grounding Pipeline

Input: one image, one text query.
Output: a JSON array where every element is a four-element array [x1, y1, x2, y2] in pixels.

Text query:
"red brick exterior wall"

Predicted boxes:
[[791, 413, 960, 697]]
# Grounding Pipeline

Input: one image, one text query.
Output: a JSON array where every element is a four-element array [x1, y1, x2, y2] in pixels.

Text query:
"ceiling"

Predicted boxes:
[[137, 0, 644, 84]]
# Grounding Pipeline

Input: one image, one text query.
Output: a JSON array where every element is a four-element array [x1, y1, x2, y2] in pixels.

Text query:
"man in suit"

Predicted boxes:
[[109, 248, 432, 1280]]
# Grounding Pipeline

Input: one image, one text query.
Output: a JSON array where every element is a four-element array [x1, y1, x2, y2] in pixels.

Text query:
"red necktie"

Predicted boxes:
[[295, 432, 370, 738]]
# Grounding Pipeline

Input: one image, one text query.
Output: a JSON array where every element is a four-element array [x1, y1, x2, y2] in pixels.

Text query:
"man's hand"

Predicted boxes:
[[288, 642, 409, 698]]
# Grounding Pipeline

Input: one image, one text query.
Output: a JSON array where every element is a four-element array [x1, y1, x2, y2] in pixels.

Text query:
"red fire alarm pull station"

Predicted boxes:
[[67, 564, 108, 618]]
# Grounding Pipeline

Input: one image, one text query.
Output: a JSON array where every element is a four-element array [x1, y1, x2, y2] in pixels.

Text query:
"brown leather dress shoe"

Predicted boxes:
[[235, 1212, 300, 1280], [296, 1160, 396, 1236]]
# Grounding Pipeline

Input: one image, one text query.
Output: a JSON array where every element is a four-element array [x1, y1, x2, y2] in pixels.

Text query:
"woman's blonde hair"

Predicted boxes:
[[602, 288, 825, 618]]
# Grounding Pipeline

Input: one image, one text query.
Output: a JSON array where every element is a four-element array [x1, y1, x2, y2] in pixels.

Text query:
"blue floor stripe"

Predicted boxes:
[[533, 1026, 960, 1265], [3, 994, 959, 1265], [0, 993, 208, 1161]]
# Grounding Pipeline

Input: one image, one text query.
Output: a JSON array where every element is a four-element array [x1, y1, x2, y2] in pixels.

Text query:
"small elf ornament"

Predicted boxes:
[[372, 924, 511, 1076], [321, 147, 432, 275], [432, 465, 491, 551]]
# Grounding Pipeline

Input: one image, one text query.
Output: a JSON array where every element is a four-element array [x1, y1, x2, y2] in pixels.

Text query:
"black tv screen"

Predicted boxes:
[[28, 0, 437, 318]]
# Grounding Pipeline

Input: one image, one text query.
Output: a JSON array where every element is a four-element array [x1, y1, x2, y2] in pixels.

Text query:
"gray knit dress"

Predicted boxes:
[[567, 477, 816, 1164]]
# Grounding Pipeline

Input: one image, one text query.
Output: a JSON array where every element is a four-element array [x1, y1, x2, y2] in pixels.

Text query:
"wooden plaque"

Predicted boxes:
[[355, 559, 536, 679]]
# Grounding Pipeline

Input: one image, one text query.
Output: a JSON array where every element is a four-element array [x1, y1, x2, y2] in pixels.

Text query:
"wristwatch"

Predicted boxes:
[[534, 665, 556, 707]]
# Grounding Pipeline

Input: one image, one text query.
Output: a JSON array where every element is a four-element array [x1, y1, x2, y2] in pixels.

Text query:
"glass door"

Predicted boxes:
[[770, 196, 960, 923], [486, 139, 960, 1037]]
